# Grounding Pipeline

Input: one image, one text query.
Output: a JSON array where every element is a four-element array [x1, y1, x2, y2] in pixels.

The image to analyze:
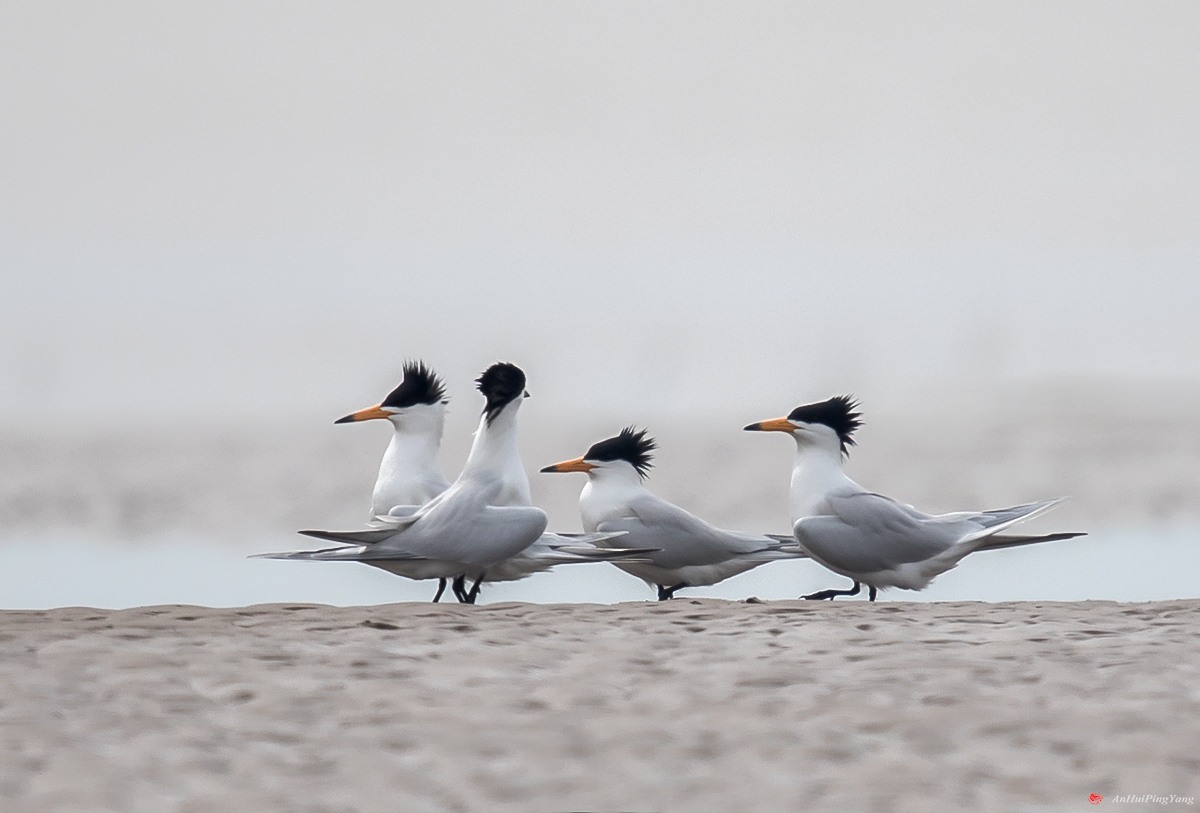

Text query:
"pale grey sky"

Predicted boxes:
[[2, 2, 1198, 425]]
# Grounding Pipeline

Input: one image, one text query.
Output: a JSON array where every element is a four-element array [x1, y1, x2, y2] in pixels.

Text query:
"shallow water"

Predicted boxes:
[[0, 525, 1195, 609]]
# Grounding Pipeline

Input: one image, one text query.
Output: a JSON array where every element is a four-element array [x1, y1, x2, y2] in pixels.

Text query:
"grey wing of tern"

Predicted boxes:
[[794, 491, 961, 575], [605, 493, 793, 571], [796, 493, 1074, 579]]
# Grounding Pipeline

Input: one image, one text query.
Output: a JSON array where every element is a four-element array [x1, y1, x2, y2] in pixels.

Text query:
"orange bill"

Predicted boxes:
[[334, 404, 391, 424], [743, 417, 795, 432], [540, 457, 597, 473]]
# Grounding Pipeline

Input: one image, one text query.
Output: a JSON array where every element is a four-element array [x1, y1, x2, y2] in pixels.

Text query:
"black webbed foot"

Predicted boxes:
[[802, 580, 862, 600]]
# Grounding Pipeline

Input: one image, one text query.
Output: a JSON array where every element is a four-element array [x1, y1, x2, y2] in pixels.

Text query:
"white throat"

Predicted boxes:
[[578, 464, 647, 532], [371, 408, 449, 516], [459, 399, 531, 506], [788, 439, 857, 522]]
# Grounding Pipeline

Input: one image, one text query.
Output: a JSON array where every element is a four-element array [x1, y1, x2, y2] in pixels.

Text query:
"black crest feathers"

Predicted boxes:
[[787, 396, 863, 455], [477, 362, 526, 424], [381, 361, 447, 409], [584, 427, 657, 479]]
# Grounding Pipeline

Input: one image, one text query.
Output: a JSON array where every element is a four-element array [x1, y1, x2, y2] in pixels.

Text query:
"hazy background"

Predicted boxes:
[[1, 2, 1198, 606]]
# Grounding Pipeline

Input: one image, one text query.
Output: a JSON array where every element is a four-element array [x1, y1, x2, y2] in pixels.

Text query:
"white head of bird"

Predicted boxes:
[[745, 396, 864, 519], [474, 361, 529, 431], [334, 360, 449, 435], [456, 362, 533, 503], [540, 426, 656, 482], [743, 395, 862, 460], [333, 361, 450, 514], [540, 426, 656, 516]]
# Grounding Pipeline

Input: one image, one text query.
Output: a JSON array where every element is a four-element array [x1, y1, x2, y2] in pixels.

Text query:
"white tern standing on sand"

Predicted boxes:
[[332, 360, 451, 519], [541, 427, 809, 600], [256, 363, 644, 603], [744, 396, 1084, 601]]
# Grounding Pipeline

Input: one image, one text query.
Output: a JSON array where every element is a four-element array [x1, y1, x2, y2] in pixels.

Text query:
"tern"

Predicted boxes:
[[323, 359, 453, 600], [541, 427, 808, 600], [257, 363, 646, 603], [744, 396, 1085, 601], [273, 362, 545, 603], [333, 360, 450, 519]]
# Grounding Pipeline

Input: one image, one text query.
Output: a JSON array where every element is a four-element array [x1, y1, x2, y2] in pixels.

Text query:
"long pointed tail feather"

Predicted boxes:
[[251, 545, 427, 562], [545, 545, 661, 559], [958, 497, 1070, 545], [761, 534, 810, 558], [971, 497, 1068, 531], [297, 527, 403, 546], [543, 530, 629, 546], [974, 531, 1086, 552]]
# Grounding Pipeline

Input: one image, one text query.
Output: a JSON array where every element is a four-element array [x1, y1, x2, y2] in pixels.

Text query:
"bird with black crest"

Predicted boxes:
[[256, 362, 647, 603], [332, 360, 450, 519], [542, 427, 808, 600], [256, 362, 548, 603], [745, 396, 1085, 601]]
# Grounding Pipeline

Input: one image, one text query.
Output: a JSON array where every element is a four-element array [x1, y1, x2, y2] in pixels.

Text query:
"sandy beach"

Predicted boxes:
[[5, 3, 1200, 810], [3, 598, 1198, 812]]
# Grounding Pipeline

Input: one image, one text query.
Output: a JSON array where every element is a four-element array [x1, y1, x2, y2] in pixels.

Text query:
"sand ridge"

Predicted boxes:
[[2, 599, 1199, 812]]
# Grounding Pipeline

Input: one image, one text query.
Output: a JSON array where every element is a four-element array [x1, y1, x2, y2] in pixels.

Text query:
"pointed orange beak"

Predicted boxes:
[[743, 417, 796, 433], [334, 404, 391, 424], [540, 457, 596, 473]]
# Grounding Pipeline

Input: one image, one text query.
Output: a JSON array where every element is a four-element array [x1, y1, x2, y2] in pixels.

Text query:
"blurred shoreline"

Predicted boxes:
[[2, 378, 1197, 541]]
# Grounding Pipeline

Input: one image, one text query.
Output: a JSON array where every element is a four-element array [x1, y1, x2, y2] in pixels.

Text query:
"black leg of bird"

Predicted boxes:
[[802, 580, 862, 601], [657, 583, 687, 601], [465, 574, 484, 605], [868, 585, 877, 602], [432, 578, 447, 603], [452, 575, 469, 603]]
